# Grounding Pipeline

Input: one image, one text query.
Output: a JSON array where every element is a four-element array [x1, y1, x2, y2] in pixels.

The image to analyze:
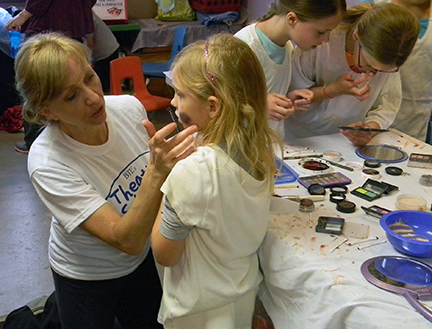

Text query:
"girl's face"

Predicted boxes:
[[354, 40, 399, 74], [290, 13, 343, 51], [171, 69, 213, 131], [41, 57, 106, 141]]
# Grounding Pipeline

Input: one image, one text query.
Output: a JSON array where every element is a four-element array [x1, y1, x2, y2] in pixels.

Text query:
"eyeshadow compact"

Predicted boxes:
[[298, 172, 352, 188], [361, 205, 392, 219], [364, 159, 381, 168], [316, 216, 345, 235], [298, 158, 331, 175], [308, 183, 326, 195], [407, 153, 432, 169], [336, 200, 356, 213], [385, 166, 403, 176], [351, 179, 388, 202]]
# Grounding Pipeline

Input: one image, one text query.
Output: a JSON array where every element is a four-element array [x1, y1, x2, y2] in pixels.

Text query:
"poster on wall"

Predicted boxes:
[[93, 0, 128, 24]]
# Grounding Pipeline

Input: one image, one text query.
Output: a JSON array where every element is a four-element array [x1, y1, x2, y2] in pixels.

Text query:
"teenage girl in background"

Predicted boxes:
[[361, 0, 432, 142], [151, 34, 280, 328], [286, 3, 420, 146], [235, 0, 347, 137]]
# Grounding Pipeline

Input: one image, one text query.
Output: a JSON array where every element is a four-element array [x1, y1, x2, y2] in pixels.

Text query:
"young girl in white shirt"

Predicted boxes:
[[287, 3, 420, 145], [151, 34, 280, 329], [235, 0, 347, 137]]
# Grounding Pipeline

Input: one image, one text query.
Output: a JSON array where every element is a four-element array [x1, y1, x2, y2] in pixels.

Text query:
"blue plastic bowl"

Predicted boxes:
[[380, 211, 432, 258]]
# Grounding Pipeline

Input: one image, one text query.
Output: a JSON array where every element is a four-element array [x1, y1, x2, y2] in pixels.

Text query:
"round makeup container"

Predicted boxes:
[[364, 159, 381, 168], [419, 174, 432, 187], [330, 193, 346, 203], [308, 184, 326, 196], [396, 194, 427, 211], [385, 166, 403, 176], [361, 169, 381, 180], [298, 158, 331, 175], [323, 150, 341, 162], [299, 198, 315, 212], [336, 200, 356, 213]]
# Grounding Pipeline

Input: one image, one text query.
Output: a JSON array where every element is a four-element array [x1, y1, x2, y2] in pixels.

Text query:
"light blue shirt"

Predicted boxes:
[[255, 26, 286, 65]]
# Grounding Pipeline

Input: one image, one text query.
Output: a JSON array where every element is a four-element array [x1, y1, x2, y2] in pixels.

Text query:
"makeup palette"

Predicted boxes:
[[361, 205, 392, 219], [352, 179, 388, 202], [407, 153, 432, 169], [298, 172, 352, 188]]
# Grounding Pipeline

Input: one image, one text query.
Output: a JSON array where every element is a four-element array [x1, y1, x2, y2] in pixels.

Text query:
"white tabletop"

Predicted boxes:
[[260, 129, 432, 329]]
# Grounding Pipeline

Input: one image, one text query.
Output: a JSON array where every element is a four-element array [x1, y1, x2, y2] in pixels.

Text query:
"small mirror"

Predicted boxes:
[[361, 256, 432, 322], [356, 145, 408, 163]]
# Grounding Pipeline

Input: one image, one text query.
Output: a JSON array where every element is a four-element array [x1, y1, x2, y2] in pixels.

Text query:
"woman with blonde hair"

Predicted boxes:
[[151, 33, 280, 328], [286, 3, 420, 145], [15, 32, 197, 329]]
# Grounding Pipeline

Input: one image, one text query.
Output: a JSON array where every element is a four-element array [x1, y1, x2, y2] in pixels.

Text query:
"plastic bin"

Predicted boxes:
[[189, 0, 241, 13]]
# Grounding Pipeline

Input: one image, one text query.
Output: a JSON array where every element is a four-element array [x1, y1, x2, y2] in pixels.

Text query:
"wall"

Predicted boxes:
[[245, 0, 360, 22]]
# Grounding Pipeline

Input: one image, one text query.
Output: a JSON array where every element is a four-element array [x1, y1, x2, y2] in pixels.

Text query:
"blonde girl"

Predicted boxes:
[[286, 3, 420, 145], [235, 0, 347, 137], [151, 34, 279, 329]]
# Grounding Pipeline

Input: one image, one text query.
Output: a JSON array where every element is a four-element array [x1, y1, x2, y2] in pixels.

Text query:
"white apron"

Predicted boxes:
[[388, 2, 432, 141]]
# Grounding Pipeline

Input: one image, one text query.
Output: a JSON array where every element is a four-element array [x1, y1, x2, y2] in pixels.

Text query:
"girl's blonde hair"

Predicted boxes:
[[257, 0, 346, 22], [341, 3, 420, 67], [172, 34, 279, 185], [15, 32, 91, 125]]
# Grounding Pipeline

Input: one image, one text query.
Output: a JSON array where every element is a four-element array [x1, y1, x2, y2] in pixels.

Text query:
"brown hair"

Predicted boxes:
[[341, 3, 420, 67], [257, 0, 347, 22]]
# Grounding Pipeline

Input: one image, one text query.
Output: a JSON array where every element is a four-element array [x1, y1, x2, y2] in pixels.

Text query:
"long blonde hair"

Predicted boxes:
[[15, 33, 91, 125], [257, 0, 346, 22], [172, 34, 279, 185], [341, 3, 420, 67]]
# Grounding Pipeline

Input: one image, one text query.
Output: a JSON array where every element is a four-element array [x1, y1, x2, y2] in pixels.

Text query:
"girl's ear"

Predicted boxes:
[[39, 107, 59, 122], [286, 12, 298, 26], [207, 95, 220, 119]]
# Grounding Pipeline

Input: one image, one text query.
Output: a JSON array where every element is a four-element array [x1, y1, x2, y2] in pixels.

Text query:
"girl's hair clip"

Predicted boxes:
[[204, 39, 215, 83]]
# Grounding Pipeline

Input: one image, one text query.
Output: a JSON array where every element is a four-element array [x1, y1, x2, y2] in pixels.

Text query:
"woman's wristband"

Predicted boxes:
[[323, 84, 334, 99]]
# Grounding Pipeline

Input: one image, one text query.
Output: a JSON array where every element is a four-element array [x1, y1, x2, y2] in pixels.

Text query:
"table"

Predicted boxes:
[[260, 129, 432, 329], [130, 19, 243, 53]]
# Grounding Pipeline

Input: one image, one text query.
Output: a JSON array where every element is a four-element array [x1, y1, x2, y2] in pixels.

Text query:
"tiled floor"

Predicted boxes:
[[0, 129, 53, 318], [0, 105, 174, 319]]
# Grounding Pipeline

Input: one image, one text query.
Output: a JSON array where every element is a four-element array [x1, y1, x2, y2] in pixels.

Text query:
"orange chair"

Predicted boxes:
[[110, 56, 172, 112]]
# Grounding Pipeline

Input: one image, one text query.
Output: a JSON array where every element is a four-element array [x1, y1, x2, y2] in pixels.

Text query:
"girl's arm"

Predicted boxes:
[[151, 208, 186, 267]]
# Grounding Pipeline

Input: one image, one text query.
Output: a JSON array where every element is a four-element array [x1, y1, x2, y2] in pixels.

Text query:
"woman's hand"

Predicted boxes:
[[143, 120, 198, 177], [340, 121, 379, 146], [5, 10, 33, 31]]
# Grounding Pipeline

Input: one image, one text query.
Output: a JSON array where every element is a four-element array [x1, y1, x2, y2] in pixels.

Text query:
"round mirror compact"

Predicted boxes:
[[361, 256, 432, 322], [356, 145, 408, 163]]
